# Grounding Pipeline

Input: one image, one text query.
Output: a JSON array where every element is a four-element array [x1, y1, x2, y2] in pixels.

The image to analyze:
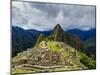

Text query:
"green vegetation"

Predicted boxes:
[[82, 37, 96, 59], [47, 41, 62, 51], [77, 51, 96, 69], [12, 65, 82, 74], [47, 41, 70, 58], [47, 24, 82, 50], [35, 33, 46, 47], [12, 68, 33, 74]]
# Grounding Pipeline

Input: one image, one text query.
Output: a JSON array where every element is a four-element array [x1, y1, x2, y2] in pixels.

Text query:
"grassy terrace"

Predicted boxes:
[[46, 41, 96, 69], [12, 41, 96, 74], [77, 50, 96, 69], [12, 65, 82, 74], [47, 41, 70, 58]]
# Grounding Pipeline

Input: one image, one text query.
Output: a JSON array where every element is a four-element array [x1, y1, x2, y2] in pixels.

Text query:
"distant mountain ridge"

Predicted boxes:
[[67, 28, 96, 41], [12, 26, 41, 57]]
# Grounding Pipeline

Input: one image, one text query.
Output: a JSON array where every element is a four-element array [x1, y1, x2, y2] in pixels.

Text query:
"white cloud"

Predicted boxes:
[[80, 27, 92, 31], [12, 1, 96, 31], [55, 10, 64, 23]]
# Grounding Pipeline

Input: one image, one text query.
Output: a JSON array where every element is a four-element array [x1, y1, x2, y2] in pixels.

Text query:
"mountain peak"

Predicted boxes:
[[48, 24, 65, 42], [54, 24, 63, 31]]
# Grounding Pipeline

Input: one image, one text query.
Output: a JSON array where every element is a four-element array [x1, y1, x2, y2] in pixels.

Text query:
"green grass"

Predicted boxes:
[[46, 41, 80, 66], [47, 41, 70, 58], [47, 41, 62, 51], [77, 50, 96, 69]]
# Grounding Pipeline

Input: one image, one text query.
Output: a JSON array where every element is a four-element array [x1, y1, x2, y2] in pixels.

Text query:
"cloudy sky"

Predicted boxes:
[[12, 1, 96, 31]]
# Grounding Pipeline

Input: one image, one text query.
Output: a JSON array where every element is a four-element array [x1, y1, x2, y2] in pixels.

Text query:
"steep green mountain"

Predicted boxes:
[[12, 40, 95, 74], [82, 37, 96, 59], [12, 26, 51, 57], [47, 24, 95, 59], [49, 24, 65, 41], [12, 26, 41, 57], [35, 33, 46, 47], [34, 24, 82, 50], [48, 24, 82, 50]]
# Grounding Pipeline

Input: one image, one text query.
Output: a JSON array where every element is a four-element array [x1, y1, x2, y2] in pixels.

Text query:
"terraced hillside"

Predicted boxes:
[[12, 40, 95, 74]]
